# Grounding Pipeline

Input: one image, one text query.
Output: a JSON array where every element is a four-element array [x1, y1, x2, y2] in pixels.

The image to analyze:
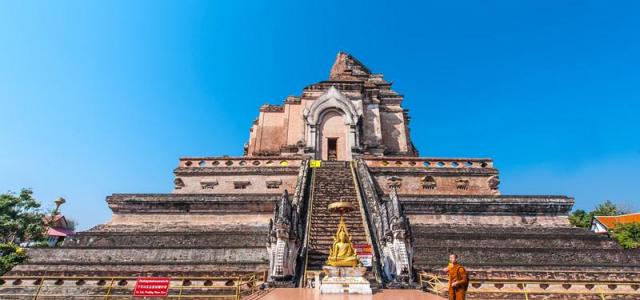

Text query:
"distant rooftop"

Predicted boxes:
[[594, 213, 640, 230]]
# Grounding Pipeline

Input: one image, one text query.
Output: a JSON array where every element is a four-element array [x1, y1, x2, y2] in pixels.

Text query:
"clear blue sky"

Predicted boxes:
[[1, 1, 639, 230]]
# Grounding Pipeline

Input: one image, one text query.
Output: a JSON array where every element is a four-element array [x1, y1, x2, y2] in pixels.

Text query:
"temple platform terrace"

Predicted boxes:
[[257, 288, 445, 300]]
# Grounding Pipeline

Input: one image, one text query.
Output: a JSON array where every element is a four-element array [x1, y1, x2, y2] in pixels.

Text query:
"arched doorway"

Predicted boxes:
[[303, 87, 361, 161], [318, 110, 350, 161]]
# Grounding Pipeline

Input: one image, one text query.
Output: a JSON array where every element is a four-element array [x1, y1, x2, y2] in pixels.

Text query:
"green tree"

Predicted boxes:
[[592, 200, 626, 216], [0, 189, 46, 243], [65, 218, 77, 231], [569, 200, 626, 228], [0, 243, 27, 274], [569, 209, 593, 228], [610, 222, 640, 249], [0, 189, 46, 274]]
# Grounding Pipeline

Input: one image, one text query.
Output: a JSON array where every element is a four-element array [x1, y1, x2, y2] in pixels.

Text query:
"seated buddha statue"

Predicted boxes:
[[326, 217, 360, 267]]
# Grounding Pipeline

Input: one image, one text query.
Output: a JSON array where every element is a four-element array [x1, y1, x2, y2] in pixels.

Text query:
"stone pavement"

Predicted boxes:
[[257, 288, 445, 300]]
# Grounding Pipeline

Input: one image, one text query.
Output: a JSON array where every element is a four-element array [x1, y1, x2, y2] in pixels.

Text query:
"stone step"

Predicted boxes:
[[309, 222, 364, 226], [309, 234, 365, 238], [309, 228, 365, 232], [309, 232, 366, 236], [310, 235, 367, 239], [309, 238, 367, 242], [309, 233, 366, 238], [310, 240, 367, 244], [310, 224, 363, 228], [309, 225, 364, 230], [310, 237, 367, 241], [308, 220, 363, 225], [310, 227, 365, 231], [304, 164, 370, 270], [309, 216, 362, 219]]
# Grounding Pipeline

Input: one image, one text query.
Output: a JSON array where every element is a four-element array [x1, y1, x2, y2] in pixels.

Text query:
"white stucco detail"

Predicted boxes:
[[303, 86, 362, 160]]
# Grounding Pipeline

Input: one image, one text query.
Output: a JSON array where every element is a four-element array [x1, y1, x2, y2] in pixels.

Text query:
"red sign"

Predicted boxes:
[[354, 244, 372, 255], [354, 244, 373, 267], [133, 277, 170, 297]]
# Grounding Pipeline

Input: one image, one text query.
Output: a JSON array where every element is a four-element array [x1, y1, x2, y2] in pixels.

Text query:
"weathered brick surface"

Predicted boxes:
[[412, 224, 640, 281], [107, 193, 279, 214], [67, 231, 266, 248], [246, 52, 418, 157], [5, 193, 273, 278], [401, 195, 574, 216], [24, 248, 266, 264]]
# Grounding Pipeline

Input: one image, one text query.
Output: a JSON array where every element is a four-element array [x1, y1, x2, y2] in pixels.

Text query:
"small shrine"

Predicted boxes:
[[320, 201, 372, 294]]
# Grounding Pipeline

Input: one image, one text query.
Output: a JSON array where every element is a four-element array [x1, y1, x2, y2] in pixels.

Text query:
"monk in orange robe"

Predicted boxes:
[[442, 254, 468, 300]]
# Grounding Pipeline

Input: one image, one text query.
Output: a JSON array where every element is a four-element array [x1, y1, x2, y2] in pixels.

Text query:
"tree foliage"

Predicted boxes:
[[0, 189, 46, 244], [610, 222, 640, 249], [569, 200, 626, 228], [569, 209, 592, 228], [569, 200, 640, 249], [0, 189, 46, 274], [65, 218, 77, 231], [0, 243, 27, 274], [592, 200, 626, 216]]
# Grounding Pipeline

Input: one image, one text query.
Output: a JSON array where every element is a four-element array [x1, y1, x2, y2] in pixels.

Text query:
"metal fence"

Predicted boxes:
[[0, 272, 267, 299], [418, 272, 640, 300]]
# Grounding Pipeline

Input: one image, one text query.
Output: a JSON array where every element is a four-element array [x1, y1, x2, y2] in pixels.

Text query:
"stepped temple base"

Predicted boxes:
[[320, 266, 372, 294], [6, 52, 640, 299]]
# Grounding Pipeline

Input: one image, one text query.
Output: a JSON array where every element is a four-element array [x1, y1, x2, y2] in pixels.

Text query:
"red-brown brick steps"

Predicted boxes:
[[304, 161, 368, 271]]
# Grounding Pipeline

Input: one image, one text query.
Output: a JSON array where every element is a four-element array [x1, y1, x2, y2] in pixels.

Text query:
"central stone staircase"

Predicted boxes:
[[304, 161, 369, 271]]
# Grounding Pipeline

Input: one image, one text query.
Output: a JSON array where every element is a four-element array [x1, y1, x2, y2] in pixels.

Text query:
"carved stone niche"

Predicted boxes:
[[456, 179, 469, 190], [386, 176, 402, 189], [421, 175, 437, 190], [233, 181, 251, 189], [200, 181, 219, 190], [488, 175, 500, 190], [253, 150, 279, 157], [265, 180, 282, 189], [173, 178, 185, 190], [280, 145, 299, 153]]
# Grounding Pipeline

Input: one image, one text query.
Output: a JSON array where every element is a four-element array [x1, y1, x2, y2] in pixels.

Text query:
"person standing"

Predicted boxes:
[[442, 254, 468, 300]]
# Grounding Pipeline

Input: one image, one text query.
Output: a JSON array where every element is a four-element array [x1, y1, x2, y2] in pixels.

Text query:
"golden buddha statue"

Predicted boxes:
[[326, 216, 360, 267]]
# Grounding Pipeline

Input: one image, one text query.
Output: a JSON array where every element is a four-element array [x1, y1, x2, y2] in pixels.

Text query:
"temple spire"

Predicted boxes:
[[329, 51, 371, 81]]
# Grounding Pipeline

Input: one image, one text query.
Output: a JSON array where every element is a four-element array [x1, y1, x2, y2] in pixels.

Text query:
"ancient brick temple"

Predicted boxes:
[[5, 52, 640, 298]]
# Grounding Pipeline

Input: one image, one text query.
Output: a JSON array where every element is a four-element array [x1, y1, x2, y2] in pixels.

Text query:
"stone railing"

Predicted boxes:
[[363, 157, 494, 169], [292, 159, 311, 208], [0, 273, 267, 300], [418, 273, 640, 299], [178, 157, 302, 168], [352, 159, 387, 279]]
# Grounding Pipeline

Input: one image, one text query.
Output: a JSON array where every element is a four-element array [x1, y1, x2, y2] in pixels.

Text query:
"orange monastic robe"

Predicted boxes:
[[448, 263, 468, 300]]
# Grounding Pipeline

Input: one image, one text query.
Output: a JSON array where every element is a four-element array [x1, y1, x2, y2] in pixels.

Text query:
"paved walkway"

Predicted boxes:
[[257, 288, 445, 300]]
